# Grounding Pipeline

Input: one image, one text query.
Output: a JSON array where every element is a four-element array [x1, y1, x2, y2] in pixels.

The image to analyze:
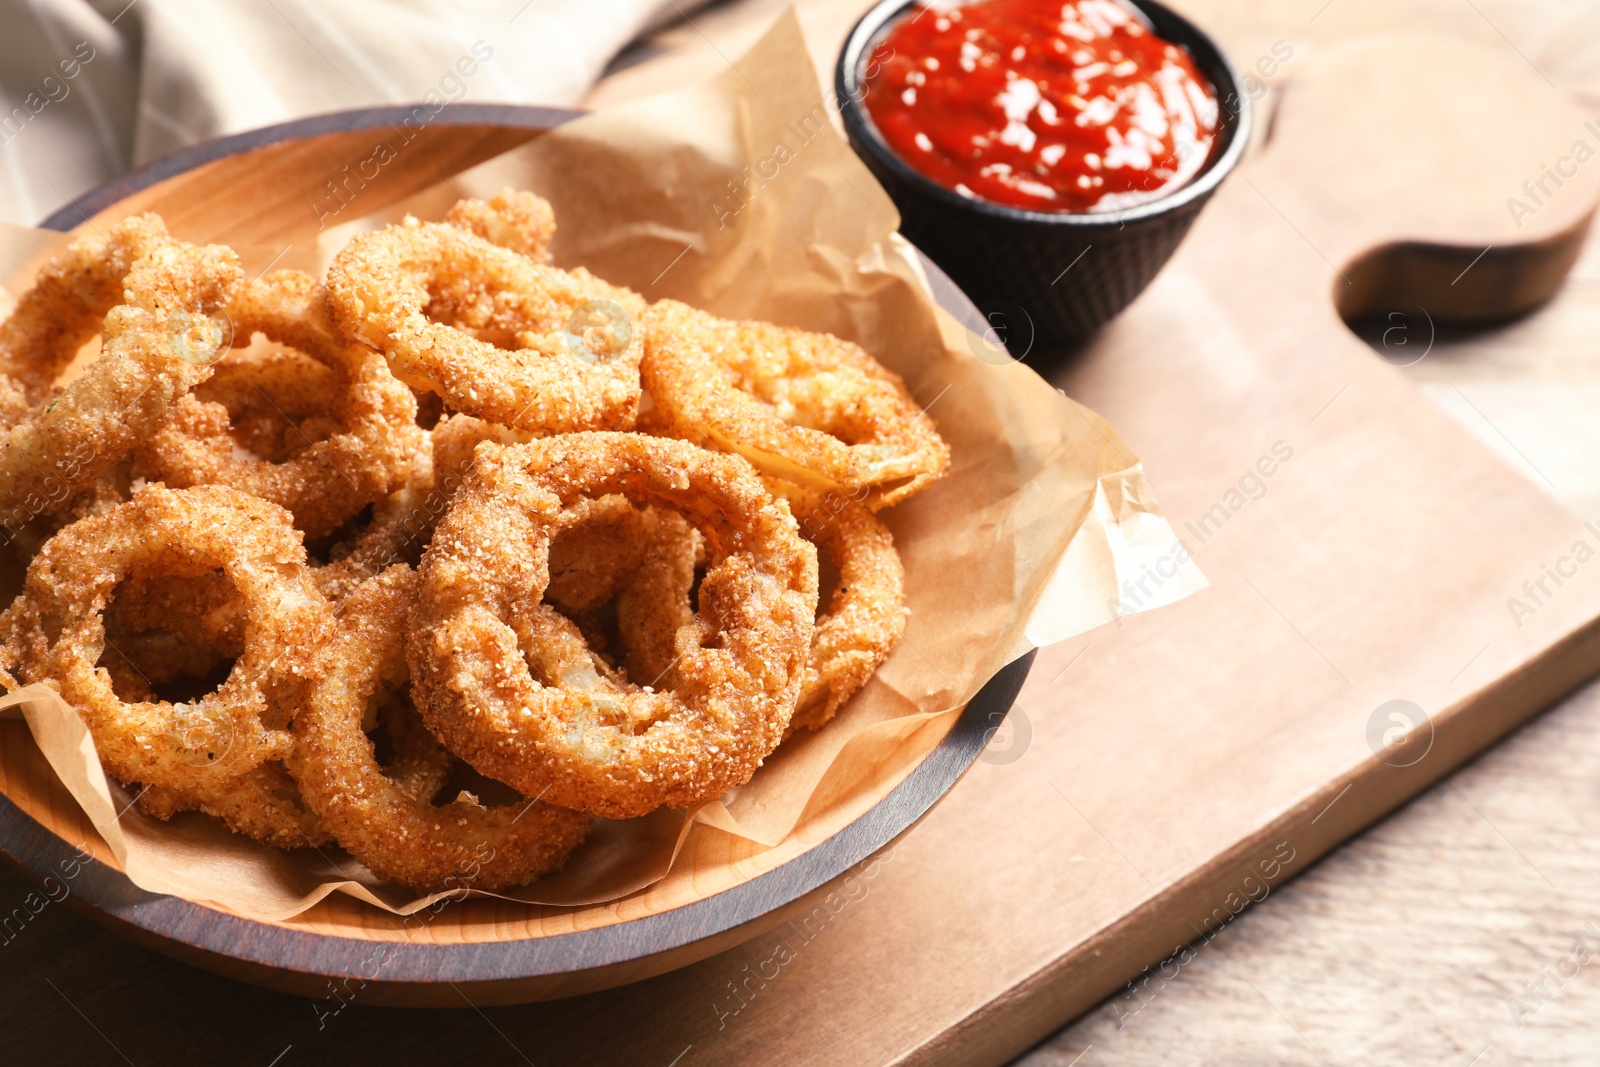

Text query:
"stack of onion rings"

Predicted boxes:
[[0, 188, 948, 896]]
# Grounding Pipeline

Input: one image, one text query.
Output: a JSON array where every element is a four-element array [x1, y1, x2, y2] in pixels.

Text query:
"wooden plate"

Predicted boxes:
[[0, 104, 1034, 1006]]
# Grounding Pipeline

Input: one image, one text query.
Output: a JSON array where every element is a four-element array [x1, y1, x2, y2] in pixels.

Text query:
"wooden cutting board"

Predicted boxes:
[[473, 32, 1600, 1066]]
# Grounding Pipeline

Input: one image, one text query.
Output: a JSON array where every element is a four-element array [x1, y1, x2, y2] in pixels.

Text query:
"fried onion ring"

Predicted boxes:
[[779, 485, 906, 732], [0, 219, 241, 525], [291, 566, 590, 891], [313, 432, 440, 602], [136, 270, 421, 539], [611, 507, 700, 691], [444, 188, 556, 263], [101, 567, 450, 851], [409, 433, 817, 819], [138, 763, 332, 850], [432, 415, 700, 672], [324, 217, 645, 434], [139, 695, 453, 850], [0, 485, 330, 793], [641, 300, 949, 508], [0, 214, 173, 428]]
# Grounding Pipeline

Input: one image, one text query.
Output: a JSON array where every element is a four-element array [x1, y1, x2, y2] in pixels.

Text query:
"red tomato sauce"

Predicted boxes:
[[862, 0, 1219, 213]]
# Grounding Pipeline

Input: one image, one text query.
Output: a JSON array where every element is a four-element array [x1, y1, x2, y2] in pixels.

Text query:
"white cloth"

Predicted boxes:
[[0, 0, 686, 224]]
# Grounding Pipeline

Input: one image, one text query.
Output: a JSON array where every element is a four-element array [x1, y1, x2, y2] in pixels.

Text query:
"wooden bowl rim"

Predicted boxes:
[[39, 102, 580, 233], [8, 102, 1036, 989]]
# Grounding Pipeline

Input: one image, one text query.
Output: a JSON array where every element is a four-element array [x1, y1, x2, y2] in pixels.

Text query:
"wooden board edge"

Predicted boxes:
[[905, 618, 1600, 1066]]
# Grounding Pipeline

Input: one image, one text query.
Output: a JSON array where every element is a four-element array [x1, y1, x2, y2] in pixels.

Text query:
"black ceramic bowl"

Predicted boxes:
[[837, 0, 1250, 353]]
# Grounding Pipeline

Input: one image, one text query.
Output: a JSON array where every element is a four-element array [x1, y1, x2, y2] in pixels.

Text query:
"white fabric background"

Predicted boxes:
[[0, 0, 691, 224]]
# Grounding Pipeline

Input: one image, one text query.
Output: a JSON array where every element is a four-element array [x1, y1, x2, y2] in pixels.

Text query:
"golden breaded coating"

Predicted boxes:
[[0, 214, 175, 428], [408, 432, 818, 820], [776, 482, 906, 732], [445, 187, 558, 263], [0, 217, 241, 525], [0, 485, 330, 795], [0, 187, 947, 889], [289, 565, 589, 891], [641, 299, 949, 508], [325, 217, 645, 434], [137, 270, 421, 540]]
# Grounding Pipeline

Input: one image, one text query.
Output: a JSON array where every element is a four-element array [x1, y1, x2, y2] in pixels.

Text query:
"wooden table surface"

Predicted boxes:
[[6, 1, 1600, 1064]]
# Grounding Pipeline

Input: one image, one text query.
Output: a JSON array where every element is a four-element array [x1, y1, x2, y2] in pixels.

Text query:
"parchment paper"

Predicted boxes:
[[0, 10, 1205, 922]]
